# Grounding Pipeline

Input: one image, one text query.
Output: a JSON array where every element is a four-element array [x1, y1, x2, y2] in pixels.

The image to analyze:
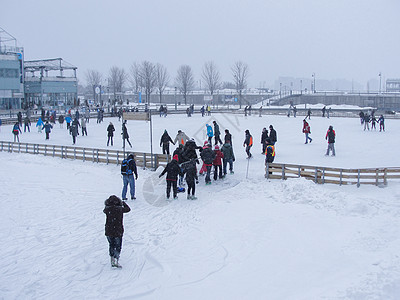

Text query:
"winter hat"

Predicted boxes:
[[173, 154, 179, 161], [204, 141, 209, 146], [214, 145, 220, 150]]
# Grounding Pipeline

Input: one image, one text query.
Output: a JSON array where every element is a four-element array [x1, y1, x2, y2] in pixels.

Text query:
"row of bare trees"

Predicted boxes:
[[85, 61, 249, 106]]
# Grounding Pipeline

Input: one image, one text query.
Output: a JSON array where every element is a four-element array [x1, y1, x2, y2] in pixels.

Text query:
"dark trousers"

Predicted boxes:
[[67, 123, 70, 130], [45, 132, 50, 140], [187, 179, 195, 195], [82, 127, 87, 136], [24, 124, 30, 132], [166, 180, 178, 198], [223, 158, 233, 175], [245, 145, 252, 158], [214, 135, 223, 145], [106, 236, 122, 259], [107, 136, 113, 146], [205, 165, 212, 183], [162, 143, 170, 154], [208, 136, 213, 147], [72, 135, 76, 144], [213, 165, 223, 180]]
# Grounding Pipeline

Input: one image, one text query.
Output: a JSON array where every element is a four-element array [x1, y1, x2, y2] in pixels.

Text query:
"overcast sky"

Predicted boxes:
[[2, 0, 399, 88]]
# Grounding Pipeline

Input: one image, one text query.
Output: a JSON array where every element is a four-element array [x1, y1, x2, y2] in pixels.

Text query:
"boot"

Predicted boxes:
[[114, 258, 122, 268], [110, 257, 115, 267]]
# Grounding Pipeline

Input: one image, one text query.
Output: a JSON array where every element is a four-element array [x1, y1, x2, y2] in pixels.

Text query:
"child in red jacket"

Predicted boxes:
[[213, 145, 224, 180]]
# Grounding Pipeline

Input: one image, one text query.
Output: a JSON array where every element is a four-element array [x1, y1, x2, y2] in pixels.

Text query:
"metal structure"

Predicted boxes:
[[24, 58, 78, 109]]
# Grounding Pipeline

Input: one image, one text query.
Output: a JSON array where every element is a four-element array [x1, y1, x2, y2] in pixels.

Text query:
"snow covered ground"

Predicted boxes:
[[1, 112, 400, 299]]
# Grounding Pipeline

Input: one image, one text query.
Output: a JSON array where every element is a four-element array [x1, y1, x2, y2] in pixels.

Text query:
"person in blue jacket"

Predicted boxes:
[[206, 124, 214, 147], [36, 118, 44, 133], [42, 121, 53, 140], [65, 115, 72, 130]]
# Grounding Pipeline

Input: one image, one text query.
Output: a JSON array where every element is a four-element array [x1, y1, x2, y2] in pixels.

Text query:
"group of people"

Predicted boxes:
[[359, 110, 385, 131]]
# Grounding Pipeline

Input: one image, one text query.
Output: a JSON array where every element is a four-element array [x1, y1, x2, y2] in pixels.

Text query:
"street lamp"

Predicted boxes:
[[279, 83, 282, 99], [312, 73, 316, 93], [300, 79, 303, 95], [174, 87, 177, 111], [379, 72, 382, 94]]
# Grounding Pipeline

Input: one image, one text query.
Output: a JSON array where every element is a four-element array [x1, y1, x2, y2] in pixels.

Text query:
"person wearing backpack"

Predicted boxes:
[[103, 195, 131, 268], [243, 129, 253, 158], [12, 122, 22, 142], [121, 153, 138, 200], [325, 125, 336, 156]]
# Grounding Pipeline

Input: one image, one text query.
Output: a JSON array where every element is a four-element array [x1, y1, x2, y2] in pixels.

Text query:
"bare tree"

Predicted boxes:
[[139, 61, 156, 104], [85, 70, 102, 104], [155, 63, 170, 103], [129, 62, 142, 95], [175, 65, 195, 105], [202, 61, 220, 97], [108, 66, 127, 104], [231, 61, 249, 108]]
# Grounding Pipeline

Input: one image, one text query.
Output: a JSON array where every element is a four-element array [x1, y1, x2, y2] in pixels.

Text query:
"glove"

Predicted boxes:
[[233, 158, 235, 162], [196, 180, 199, 184], [136, 175, 138, 180], [158, 174, 162, 178]]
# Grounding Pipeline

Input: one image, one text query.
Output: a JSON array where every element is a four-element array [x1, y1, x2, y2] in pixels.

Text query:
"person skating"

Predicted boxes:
[[12, 122, 21, 142], [363, 113, 370, 131], [58, 115, 64, 128], [70, 118, 80, 145], [160, 130, 175, 155], [24, 116, 31, 132], [206, 124, 214, 147], [325, 125, 336, 156], [302, 119, 312, 144], [261, 127, 269, 154], [200, 106, 205, 117], [213, 145, 224, 180], [200, 142, 216, 185], [182, 138, 202, 163], [65, 115, 72, 130], [121, 153, 138, 200], [173, 130, 190, 146], [181, 159, 199, 200], [224, 129, 232, 145], [81, 117, 87, 136], [107, 122, 115, 146], [269, 125, 277, 145], [378, 115, 385, 132], [243, 129, 253, 158], [42, 121, 53, 140], [159, 154, 183, 200], [213, 121, 223, 145], [221, 141, 235, 175], [371, 115, 377, 130], [17, 111, 22, 127], [122, 120, 132, 148], [322, 106, 326, 117], [264, 138, 276, 177], [306, 108, 312, 119], [103, 195, 131, 268], [36, 117, 44, 133], [359, 111, 365, 125]]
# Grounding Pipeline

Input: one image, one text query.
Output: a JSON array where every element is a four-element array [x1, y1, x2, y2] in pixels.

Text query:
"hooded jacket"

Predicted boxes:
[[221, 143, 235, 161], [174, 131, 190, 145], [200, 146, 216, 165], [160, 159, 182, 181], [160, 131, 174, 146], [103, 195, 131, 237]]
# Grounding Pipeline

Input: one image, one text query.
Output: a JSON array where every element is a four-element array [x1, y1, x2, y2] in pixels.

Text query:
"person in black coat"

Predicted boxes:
[[122, 120, 132, 147], [103, 195, 131, 268], [200, 144, 216, 184], [181, 138, 201, 163], [181, 159, 199, 200], [159, 154, 183, 199], [261, 127, 269, 154], [224, 129, 232, 145], [268, 125, 277, 145], [160, 130, 175, 155], [213, 121, 223, 145], [107, 122, 115, 146]]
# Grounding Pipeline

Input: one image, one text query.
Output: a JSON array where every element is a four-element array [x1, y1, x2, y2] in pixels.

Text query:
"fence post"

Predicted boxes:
[[44, 145, 47, 156], [281, 164, 285, 180], [117, 151, 120, 165], [52, 146, 55, 157], [82, 148, 85, 162], [143, 153, 146, 169], [314, 168, 318, 183], [26, 143, 28, 153], [106, 150, 109, 165], [375, 169, 379, 186], [357, 169, 360, 188], [339, 169, 343, 186], [154, 154, 158, 169], [298, 166, 301, 178], [322, 168, 325, 184], [384, 168, 387, 186], [1, 141, 3, 151], [61, 146, 64, 159], [265, 162, 269, 179], [96, 149, 99, 163], [74, 148, 76, 160], [92, 149, 95, 162], [18, 143, 21, 153]]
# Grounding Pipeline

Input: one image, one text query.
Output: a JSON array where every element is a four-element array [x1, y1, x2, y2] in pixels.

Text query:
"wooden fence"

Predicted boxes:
[[0, 141, 170, 169], [265, 162, 400, 187]]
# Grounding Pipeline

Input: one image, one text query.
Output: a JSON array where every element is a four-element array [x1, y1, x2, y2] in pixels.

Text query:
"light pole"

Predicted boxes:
[[174, 87, 177, 111], [379, 72, 382, 94], [300, 79, 303, 95], [312, 73, 316, 93], [279, 83, 282, 99]]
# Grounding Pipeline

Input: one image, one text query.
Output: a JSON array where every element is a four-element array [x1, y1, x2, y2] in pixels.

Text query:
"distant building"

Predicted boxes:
[[24, 58, 78, 109], [0, 27, 24, 109], [386, 79, 400, 92]]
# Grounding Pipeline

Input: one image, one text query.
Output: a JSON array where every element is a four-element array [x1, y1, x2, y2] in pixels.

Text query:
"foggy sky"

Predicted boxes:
[[2, 0, 399, 89]]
